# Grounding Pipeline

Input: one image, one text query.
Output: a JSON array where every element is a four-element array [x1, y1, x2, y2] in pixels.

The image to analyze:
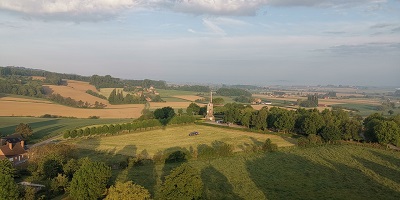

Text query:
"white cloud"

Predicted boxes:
[[0, 0, 138, 21], [267, 0, 387, 8], [0, 0, 393, 21]]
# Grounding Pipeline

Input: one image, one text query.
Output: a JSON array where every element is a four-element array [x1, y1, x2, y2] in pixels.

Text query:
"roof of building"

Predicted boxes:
[[1, 134, 23, 143], [0, 142, 26, 158]]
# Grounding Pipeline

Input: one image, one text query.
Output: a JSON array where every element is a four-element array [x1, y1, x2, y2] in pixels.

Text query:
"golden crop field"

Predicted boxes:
[[43, 84, 109, 105], [0, 96, 144, 118], [149, 102, 195, 109], [31, 76, 46, 81], [99, 88, 129, 98], [66, 80, 99, 93], [68, 124, 295, 157]]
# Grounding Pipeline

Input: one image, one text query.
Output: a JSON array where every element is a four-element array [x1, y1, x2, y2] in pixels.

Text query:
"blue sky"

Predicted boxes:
[[0, 0, 399, 86]]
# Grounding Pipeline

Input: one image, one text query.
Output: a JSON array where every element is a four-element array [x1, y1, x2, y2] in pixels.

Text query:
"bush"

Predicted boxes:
[[262, 139, 278, 152]]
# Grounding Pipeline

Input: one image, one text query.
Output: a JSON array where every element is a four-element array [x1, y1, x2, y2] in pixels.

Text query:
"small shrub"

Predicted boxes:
[[262, 139, 278, 152]]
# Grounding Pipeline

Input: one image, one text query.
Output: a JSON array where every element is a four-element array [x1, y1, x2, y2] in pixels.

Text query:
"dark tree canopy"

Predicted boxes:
[[0, 173, 19, 200], [159, 164, 203, 200], [69, 160, 111, 200]]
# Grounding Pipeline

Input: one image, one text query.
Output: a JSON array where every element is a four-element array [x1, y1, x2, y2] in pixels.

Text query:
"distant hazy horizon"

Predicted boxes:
[[1, 1, 399, 87]]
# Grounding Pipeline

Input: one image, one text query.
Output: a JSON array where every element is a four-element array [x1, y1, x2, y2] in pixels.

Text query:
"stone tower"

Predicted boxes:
[[206, 91, 215, 121]]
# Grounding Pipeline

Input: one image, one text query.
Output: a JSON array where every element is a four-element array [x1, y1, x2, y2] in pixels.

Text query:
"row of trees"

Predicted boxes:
[[108, 89, 146, 104], [216, 88, 252, 97], [221, 103, 400, 146], [85, 90, 107, 99], [0, 66, 90, 82], [167, 85, 210, 92], [48, 94, 106, 109]]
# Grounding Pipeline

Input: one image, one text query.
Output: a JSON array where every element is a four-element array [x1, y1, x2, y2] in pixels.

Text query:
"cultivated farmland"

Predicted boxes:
[[0, 117, 132, 143]]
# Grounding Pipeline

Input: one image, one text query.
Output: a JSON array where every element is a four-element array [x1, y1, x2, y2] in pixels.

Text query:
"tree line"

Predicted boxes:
[[0, 77, 44, 98], [63, 115, 196, 139], [86, 90, 107, 100], [216, 88, 252, 97], [49, 94, 106, 109], [219, 103, 400, 146]]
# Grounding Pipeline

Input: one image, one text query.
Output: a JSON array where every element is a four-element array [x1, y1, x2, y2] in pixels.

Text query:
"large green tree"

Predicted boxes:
[[159, 164, 203, 200], [0, 173, 19, 200], [105, 181, 150, 200], [186, 103, 200, 115], [15, 123, 33, 138], [374, 120, 400, 145], [0, 159, 16, 177], [69, 160, 111, 200]]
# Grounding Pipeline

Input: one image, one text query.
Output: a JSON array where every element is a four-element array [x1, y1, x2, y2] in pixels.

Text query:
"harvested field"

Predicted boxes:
[[31, 76, 46, 81], [149, 102, 201, 109], [173, 95, 202, 102], [43, 85, 109, 105], [66, 80, 98, 93], [99, 88, 128, 98], [0, 96, 143, 118]]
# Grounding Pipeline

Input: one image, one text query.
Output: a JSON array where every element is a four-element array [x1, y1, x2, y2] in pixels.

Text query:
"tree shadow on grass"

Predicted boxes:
[[122, 148, 157, 197], [201, 165, 243, 200], [30, 124, 66, 142], [0, 119, 60, 137], [352, 156, 400, 184], [369, 149, 400, 167], [161, 147, 190, 182], [246, 151, 400, 200]]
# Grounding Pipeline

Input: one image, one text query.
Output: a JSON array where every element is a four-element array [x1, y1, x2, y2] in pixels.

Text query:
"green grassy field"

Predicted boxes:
[[66, 124, 295, 157], [71, 143, 400, 199], [0, 117, 132, 143], [335, 103, 400, 117]]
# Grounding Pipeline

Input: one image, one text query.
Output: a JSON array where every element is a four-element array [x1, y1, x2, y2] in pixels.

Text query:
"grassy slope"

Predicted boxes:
[[0, 117, 132, 143], [67, 124, 294, 157], [73, 144, 400, 200]]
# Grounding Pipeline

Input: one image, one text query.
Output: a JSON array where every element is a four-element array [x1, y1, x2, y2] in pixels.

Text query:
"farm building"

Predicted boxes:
[[0, 134, 28, 165]]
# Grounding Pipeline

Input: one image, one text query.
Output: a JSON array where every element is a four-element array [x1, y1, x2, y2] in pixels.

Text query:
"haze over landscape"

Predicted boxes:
[[1, 0, 399, 86]]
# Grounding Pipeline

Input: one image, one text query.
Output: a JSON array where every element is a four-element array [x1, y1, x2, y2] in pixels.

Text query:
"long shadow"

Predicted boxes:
[[249, 137, 263, 146], [246, 151, 400, 200], [30, 124, 66, 142], [0, 119, 60, 136], [325, 158, 400, 199], [201, 166, 243, 200], [161, 147, 190, 182], [369, 150, 400, 167], [352, 156, 400, 184]]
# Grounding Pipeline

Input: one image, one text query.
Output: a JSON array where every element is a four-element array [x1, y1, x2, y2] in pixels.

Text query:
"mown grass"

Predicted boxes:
[[72, 143, 400, 199], [0, 117, 132, 143], [66, 124, 294, 157]]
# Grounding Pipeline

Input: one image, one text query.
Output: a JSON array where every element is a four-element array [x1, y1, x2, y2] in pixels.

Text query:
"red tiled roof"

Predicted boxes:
[[0, 142, 26, 157]]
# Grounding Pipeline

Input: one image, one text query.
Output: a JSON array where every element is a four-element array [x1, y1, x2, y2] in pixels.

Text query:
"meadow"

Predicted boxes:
[[66, 124, 295, 157], [0, 117, 132, 143], [71, 142, 400, 199]]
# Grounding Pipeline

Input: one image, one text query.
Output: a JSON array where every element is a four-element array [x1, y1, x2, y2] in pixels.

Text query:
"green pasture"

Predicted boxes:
[[0, 117, 132, 143], [335, 103, 400, 117], [71, 143, 400, 199], [66, 124, 295, 158]]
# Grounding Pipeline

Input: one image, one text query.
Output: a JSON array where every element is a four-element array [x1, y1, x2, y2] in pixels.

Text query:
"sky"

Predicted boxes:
[[0, 0, 399, 87]]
